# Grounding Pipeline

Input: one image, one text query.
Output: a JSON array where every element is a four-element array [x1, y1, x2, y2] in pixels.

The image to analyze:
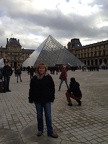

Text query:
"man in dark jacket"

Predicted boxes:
[[65, 77, 82, 106], [2, 61, 13, 92]]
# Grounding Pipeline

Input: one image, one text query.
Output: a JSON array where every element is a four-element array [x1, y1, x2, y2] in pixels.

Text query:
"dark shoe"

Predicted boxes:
[[68, 103, 72, 106], [48, 133, 58, 138], [7, 90, 11, 92], [17, 81, 18, 83], [20, 80, 22, 82], [37, 131, 43, 137], [78, 100, 82, 106], [3, 91, 6, 93]]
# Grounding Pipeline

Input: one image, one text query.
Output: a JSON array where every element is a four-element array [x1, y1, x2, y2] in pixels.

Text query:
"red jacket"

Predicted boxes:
[[59, 65, 69, 79]]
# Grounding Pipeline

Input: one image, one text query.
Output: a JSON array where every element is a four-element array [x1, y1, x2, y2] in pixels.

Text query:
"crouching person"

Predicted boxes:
[[65, 77, 82, 106], [28, 63, 58, 138]]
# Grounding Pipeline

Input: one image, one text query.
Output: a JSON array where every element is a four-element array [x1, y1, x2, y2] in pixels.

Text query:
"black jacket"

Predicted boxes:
[[2, 65, 13, 77], [67, 81, 82, 97], [15, 68, 21, 75], [29, 74, 55, 103]]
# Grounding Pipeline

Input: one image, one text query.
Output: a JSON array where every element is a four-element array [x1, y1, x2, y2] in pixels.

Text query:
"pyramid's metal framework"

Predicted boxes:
[[34, 35, 84, 67], [22, 35, 84, 67]]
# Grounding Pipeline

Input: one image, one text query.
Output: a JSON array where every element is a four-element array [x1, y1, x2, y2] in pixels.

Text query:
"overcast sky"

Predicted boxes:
[[0, 0, 108, 50]]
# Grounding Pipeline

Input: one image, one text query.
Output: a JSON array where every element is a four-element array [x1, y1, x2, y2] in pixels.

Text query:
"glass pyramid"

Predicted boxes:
[[22, 35, 84, 67]]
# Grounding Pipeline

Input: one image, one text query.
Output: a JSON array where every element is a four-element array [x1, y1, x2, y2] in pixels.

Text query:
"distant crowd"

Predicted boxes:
[[0, 60, 108, 94]]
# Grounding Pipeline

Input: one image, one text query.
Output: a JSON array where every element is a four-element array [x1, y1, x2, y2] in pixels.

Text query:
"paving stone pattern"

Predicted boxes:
[[0, 70, 108, 144]]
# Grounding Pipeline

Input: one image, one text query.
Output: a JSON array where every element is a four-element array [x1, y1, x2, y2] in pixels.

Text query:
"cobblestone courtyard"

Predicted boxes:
[[0, 70, 108, 144]]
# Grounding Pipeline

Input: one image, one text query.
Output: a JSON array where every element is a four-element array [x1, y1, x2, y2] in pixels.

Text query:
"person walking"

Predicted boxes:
[[65, 77, 82, 106], [15, 66, 22, 83], [2, 60, 13, 92], [28, 63, 58, 138], [58, 64, 69, 91]]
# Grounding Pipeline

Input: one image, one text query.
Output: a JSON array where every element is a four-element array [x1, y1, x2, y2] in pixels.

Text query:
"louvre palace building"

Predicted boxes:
[[67, 38, 108, 67], [0, 37, 108, 68], [0, 38, 34, 68]]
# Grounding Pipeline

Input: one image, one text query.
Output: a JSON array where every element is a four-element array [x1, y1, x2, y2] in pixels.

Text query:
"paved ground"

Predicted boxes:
[[0, 69, 108, 144]]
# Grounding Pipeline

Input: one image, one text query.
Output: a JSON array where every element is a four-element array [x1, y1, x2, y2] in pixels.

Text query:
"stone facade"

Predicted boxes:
[[67, 38, 108, 66], [0, 38, 34, 67]]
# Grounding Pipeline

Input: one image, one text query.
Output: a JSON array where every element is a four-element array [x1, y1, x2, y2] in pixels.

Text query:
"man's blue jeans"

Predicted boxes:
[[35, 102, 53, 135], [3, 76, 10, 91], [16, 74, 22, 82]]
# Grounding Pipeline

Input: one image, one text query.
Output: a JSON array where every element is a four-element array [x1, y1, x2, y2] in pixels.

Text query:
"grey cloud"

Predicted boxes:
[[0, 27, 4, 35], [0, 0, 108, 48]]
